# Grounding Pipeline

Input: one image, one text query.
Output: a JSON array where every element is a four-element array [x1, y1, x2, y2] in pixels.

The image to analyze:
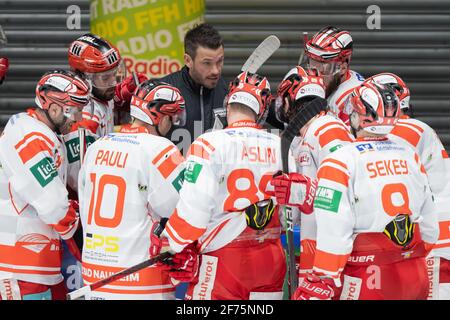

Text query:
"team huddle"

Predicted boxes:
[[0, 24, 449, 300]]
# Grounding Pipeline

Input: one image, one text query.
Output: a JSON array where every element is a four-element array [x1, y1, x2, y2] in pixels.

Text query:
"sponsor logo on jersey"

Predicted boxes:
[[30, 157, 58, 187], [192, 255, 218, 300], [16, 233, 53, 253], [185, 161, 202, 183], [329, 144, 343, 153], [314, 186, 342, 213], [85, 233, 119, 253], [340, 275, 362, 300], [172, 169, 185, 192], [65, 136, 96, 163], [296, 151, 311, 166], [356, 143, 374, 153]]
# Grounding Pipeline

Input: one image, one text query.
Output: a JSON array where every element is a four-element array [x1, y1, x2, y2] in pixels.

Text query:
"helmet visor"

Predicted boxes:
[[171, 108, 186, 126], [63, 105, 83, 122], [306, 56, 339, 76], [86, 60, 126, 89]]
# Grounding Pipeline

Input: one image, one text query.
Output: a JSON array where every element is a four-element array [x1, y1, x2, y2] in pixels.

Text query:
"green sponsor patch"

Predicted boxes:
[[172, 169, 185, 192], [65, 136, 96, 163], [30, 157, 58, 187], [314, 186, 342, 213], [329, 144, 343, 153], [184, 161, 202, 183]]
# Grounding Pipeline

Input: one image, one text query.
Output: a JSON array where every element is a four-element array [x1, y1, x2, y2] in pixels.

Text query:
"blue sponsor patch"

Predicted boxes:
[[356, 143, 374, 153]]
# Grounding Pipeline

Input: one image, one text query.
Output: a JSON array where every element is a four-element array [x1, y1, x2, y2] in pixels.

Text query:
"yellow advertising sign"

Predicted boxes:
[[90, 0, 205, 78]]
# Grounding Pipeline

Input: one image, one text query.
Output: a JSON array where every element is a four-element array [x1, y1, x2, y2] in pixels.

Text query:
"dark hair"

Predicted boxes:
[[184, 23, 223, 59]]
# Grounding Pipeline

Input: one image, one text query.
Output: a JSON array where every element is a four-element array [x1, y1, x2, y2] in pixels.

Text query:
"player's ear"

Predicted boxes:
[[184, 53, 193, 69]]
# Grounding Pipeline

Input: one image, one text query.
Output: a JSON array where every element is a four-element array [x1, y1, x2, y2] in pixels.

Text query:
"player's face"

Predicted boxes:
[[185, 46, 224, 89], [307, 57, 344, 96], [157, 115, 172, 136]]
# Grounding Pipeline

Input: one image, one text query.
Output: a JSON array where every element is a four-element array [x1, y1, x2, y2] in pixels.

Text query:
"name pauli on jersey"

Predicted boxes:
[[94, 149, 129, 168]]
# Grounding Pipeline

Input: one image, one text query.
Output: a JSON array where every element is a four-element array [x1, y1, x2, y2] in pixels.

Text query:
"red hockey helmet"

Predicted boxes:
[[304, 26, 353, 75], [225, 71, 272, 123], [68, 33, 125, 89], [364, 73, 411, 113], [130, 80, 186, 126], [35, 70, 91, 121], [345, 82, 400, 135], [275, 66, 326, 123]]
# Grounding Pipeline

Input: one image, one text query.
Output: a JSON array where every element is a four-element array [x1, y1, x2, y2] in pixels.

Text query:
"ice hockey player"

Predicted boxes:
[[271, 66, 353, 278], [366, 72, 450, 300], [281, 81, 439, 300], [0, 70, 89, 299], [65, 33, 148, 192], [77, 80, 187, 300], [303, 26, 364, 124], [150, 71, 314, 300]]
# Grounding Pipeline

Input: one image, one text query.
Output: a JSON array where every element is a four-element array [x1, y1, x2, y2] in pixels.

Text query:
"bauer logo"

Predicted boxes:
[[184, 161, 202, 183], [30, 157, 58, 187], [314, 186, 342, 213]]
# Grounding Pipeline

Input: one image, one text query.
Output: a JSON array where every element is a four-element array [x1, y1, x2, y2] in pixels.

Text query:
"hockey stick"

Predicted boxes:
[[279, 97, 328, 298], [78, 126, 86, 165], [62, 125, 87, 263], [298, 32, 309, 66], [241, 35, 280, 73], [66, 218, 170, 300], [132, 71, 139, 86], [66, 251, 172, 300]]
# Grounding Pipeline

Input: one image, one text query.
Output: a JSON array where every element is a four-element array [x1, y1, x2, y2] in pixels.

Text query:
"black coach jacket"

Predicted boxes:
[[159, 66, 228, 152]]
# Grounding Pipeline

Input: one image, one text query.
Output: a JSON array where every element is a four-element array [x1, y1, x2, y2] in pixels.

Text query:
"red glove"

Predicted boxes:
[[149, 220, 168, 258], [0, 57, 9, 84], [163, 243, 199, 284], [114, 73, 148, 107], [293, 274, 336, 300], [69, 199, 79, 213], [270, 172, 317, 214]]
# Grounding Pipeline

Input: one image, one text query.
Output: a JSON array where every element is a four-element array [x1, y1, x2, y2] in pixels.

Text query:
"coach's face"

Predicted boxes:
[[185, 45, 224, 89]]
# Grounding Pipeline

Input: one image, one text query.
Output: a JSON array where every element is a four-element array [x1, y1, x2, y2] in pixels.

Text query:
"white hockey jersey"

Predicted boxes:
[[0, 110, 78, 285], [81, 97, 114, 138], [163, 121, 296, 254], [312, 137, 439, 279], [290, 112, 354, 273], [78, 126, 185, 300], [327, 70, 364, 122], [389, 117, 450, 260], [63, 127, 97, 193], [65, 97, 114, 195]]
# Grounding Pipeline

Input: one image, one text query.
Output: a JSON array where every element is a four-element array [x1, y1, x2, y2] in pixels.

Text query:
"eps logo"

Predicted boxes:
[[85, 233, 119, 252]]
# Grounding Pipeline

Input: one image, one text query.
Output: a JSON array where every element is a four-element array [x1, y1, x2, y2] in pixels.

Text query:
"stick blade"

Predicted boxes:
[[241, 35, 280, 74], [66, 285, 91, 300]]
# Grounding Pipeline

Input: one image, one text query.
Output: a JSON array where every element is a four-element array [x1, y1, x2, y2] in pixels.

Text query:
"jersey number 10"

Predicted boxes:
[[87, 173, 127, 228]]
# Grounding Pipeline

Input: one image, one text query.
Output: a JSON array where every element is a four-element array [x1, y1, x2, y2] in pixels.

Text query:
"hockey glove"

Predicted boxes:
[[270, 172, 317, 214], [149, 220, 170, 258], [293, 274, 335, 300], [0, 57, 8, 84], [114, 73, 148, 108], [163, 243, 199, 285]]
